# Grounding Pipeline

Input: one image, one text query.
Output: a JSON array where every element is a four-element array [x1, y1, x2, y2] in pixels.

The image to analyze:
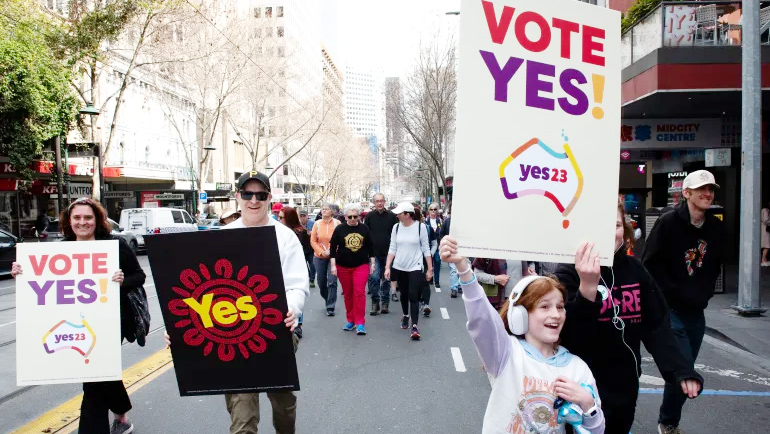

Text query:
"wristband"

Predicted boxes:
[[459, 273, 476, 285], [583, 404, 599, 417], [457, 266, 472, 276]]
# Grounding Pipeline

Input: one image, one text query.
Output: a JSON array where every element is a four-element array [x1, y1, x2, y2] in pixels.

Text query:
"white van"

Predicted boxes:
[[119, 208, 198, 248]]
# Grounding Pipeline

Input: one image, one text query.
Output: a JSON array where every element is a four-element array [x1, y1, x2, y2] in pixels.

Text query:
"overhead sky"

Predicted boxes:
[[322, 0, 461, 78]]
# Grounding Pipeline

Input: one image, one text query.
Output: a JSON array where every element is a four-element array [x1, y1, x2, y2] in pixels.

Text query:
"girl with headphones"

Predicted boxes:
[[440, 236, 605, 434]]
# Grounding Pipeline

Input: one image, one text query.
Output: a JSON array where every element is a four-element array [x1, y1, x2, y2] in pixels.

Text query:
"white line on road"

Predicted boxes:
[[440, 307, 449, 320], [435, 287, 441, 292], [639, 374, 665, 386], [451, 347, 467, 372], [0, 320, 16, 329]]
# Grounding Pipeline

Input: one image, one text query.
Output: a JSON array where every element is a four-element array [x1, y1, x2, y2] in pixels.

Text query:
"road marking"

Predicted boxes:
[[639, 374, 665, 386], [440, 308, 449, 320], [0, 320, 15, 329], [10, 349, 173, 434], [640, 388, 770, 397], [435, 287, 441, 292], [451, 347, 467, 372]]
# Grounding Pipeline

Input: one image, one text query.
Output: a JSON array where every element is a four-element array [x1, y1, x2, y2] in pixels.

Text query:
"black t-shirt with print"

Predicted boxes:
[[329, 223, 373, 268]]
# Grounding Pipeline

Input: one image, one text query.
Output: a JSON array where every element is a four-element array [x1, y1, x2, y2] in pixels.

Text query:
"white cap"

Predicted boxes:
[[682, 170, 719, 190], [391, 202, 415, 214]]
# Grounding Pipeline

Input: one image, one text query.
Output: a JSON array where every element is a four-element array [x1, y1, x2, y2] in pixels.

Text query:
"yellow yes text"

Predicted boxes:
[[183, 294, 257, 328]]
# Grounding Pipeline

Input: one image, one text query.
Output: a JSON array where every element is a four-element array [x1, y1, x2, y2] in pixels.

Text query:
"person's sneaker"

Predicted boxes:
[[435, 283, 441, 289], [370, 300, 380, 316], [110, 420, 134, 434], [356, 325, 366, 335], [343, 322, 355, 331], [423, 304, 431, 317], [450, 289, 458, 298], [410, 325, 421, 340], [326, 309, 335, 317], [381, 301, 389, 314], [658, 424, 681, 434], [294, 325, 303, 339], [392, 292, 399, 302], [401, 315, 409, 329], [310, 280, 316, 288], [458, 287, 463, 294]]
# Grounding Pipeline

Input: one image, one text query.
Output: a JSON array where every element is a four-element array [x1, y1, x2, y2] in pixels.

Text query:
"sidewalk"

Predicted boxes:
[[704, 265, 770, 362]]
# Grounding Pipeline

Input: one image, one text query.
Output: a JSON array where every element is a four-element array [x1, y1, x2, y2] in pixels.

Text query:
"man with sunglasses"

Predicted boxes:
[[223, 171, 309, 434]]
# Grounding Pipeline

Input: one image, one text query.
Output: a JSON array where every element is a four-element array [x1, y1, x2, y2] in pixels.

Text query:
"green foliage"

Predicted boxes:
[[0, 0, 79, 180], [47, 0, 139, 67], [622, 0, 685, 33]]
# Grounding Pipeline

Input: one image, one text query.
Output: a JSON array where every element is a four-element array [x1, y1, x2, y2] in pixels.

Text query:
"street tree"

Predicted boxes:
[[0, 0, 79, 181], [389, 35, 457, 206]]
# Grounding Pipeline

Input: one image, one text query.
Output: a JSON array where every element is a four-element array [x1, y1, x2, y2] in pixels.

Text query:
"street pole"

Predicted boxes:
[[735, 0, 766, 316], [54, 136, 64, 212]]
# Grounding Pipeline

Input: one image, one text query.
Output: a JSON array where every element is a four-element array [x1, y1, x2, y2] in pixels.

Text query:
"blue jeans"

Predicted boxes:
[[368, 256, 390, 303], [313, 257, 338, 311], [658, 309, 705, 427], [432, 249, 442, 286], [448, 262, 460, 290]]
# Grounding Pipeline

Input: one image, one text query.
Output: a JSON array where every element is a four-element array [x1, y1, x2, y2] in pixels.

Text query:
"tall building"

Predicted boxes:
[[385, 77, 406, 178], [344, 65, 381, 139]]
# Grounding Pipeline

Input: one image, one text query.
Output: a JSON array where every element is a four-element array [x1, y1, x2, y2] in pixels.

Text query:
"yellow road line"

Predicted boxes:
[[11, 349, 174, 434]]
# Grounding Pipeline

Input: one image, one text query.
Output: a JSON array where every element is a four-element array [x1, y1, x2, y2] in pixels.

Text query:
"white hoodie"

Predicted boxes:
[[224, 217, 309, 318]]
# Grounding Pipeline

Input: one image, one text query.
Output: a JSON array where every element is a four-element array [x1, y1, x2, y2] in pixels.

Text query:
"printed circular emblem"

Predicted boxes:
[[167, 259, 282, 362]]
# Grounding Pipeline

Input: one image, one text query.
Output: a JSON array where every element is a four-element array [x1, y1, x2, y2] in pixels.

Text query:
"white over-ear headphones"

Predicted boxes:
[[506, 275, 545, 335]]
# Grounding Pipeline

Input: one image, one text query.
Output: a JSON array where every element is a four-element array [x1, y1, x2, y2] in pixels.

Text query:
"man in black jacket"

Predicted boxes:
[[364, 193, 398, 314], [642, 170, 724, 434]]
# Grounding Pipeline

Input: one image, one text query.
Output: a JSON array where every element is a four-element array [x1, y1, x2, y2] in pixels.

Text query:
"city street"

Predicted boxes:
[[1, 256, 769, 433]]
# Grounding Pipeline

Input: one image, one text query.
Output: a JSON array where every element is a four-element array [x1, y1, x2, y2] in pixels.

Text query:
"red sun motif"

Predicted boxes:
[[167, 258, 282, 362]]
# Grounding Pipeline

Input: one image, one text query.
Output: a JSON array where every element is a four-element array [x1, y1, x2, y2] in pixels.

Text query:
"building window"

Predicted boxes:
[[265, 26, 272, 37], [277, 6, 284, 17], [254, 7, 260, 18], [277, 26, 284, 37], [277, 46, 285, 57], [265, 6, 272, 18], [254, 28, 261, 38]]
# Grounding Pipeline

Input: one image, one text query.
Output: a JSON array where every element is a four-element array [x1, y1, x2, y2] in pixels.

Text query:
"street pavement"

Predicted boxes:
[[0, 256, 769, 433]]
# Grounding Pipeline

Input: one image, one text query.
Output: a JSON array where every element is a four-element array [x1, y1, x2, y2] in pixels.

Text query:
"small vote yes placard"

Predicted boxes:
[[16, 240, 121, 385]]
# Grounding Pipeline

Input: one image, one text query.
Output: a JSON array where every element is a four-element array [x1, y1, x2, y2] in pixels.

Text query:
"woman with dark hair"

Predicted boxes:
[[12, 197, 145, 434], [384, 202, 432, 340], [554, 200, 702, 434], [279, 206, 310, 338]]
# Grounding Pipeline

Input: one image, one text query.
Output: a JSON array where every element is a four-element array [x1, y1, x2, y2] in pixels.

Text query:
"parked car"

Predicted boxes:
[[119, 207, 198, 249], [108, 218, 139, 253], [197, 219, 223, 231], [0, 229, 18, 275]]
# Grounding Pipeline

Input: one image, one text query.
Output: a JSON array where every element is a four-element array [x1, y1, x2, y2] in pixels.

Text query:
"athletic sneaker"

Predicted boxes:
[[392, 292, 399, 302], [410, 324, 421, 340], [343, 322, 355, 331], [458, 287, 463, 294], [326, 309, 335, 317], [658, 424, 682, 434], [110, 420, 134, 434], [401, 315, 409, 329], [450, 289, 458, 298], [423, 304, 431, 317], [435, 283, 441, 289], [356, 325, 366, 335]]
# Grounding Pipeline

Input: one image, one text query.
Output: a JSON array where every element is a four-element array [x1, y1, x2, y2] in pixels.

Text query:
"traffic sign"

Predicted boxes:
[[199, 192, 208, 201]]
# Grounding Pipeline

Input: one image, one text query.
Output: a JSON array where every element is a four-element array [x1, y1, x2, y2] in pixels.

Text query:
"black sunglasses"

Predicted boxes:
[[346, 215, 359, 220], [239, 190, 269, 201]]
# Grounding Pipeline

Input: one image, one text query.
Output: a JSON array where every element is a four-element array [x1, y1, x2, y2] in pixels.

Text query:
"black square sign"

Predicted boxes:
[[146, 227, 299, 396]]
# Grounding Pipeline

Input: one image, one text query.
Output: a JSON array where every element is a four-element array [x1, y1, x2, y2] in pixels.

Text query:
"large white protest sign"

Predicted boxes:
[[16, 241, 122, 385], [452, 0, 621, 265]]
